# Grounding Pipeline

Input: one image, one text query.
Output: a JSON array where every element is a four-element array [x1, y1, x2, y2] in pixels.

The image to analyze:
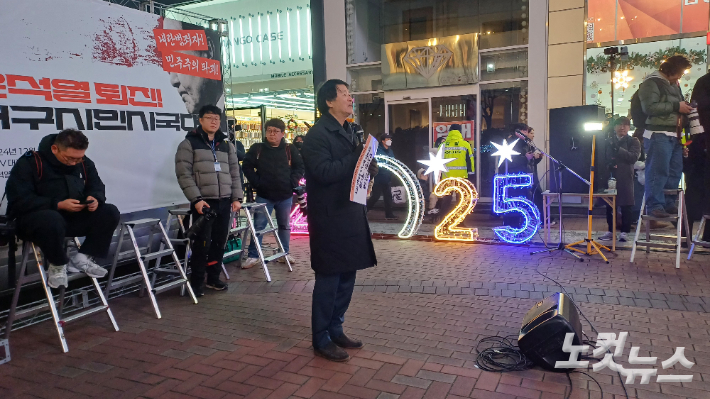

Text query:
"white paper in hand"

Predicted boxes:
[[350, 135, 378, 204]]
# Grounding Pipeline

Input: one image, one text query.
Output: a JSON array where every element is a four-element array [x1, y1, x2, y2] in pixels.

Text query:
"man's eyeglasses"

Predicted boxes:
[[202, 116, 221, 123], [266, 129, 283, 135]]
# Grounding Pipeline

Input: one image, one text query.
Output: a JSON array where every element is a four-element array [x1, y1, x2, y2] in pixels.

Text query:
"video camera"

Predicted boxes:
[[186, 207, 218, 240], [293, 186, 307, 216]]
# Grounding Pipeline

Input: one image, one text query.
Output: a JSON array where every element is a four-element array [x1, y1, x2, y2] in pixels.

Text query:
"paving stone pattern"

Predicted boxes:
[[1, 237, 709, 399]]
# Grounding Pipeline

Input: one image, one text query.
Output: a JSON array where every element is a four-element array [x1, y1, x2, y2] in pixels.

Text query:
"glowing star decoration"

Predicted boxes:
[[418, 145, 455, 184], [613, 70, 633, 90], [491, 138, 520, 167], [433, 177, 479, 241], [492, 173, 540, 244], [375, 155, 424, 238]]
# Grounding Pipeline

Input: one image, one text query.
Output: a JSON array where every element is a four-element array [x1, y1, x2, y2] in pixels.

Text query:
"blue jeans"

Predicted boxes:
[[643, 134, 683, 212], [247, 196, 292, 258]]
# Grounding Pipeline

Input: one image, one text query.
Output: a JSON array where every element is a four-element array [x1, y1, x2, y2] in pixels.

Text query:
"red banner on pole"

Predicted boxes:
[[161, 51, 221, 80]]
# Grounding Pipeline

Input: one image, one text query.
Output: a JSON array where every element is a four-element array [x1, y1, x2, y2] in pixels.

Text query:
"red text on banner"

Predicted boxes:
[[154, 29, 208, 51], [161, 52, 221, 81]]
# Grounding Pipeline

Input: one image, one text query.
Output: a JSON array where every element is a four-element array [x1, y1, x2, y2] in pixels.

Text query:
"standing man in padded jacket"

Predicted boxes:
[[175, 105, 243, 297]]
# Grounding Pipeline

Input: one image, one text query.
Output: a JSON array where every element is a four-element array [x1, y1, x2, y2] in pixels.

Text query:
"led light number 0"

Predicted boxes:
[[434, 177, 479, 241]]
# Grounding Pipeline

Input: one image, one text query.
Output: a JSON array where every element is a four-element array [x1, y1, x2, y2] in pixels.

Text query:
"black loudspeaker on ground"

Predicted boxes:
[[518, 292, 583, 371]]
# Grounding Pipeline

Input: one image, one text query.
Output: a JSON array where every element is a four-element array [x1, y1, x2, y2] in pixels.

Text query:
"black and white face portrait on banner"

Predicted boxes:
[[163, 18, 225, 114]]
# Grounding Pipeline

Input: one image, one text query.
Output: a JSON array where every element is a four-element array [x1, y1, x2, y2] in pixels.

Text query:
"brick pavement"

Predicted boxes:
[[1, 237, 709, 399]]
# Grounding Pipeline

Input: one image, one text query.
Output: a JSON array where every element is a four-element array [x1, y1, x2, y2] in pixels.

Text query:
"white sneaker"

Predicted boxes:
[[67, 253, 107, 278], [619, 232, 628, 242], [47, 264, 68, 289], [278, 255, 295, 264], [598, 232, 614, 241], [241, 257, 260, 269], [427, 208, 440, 215]]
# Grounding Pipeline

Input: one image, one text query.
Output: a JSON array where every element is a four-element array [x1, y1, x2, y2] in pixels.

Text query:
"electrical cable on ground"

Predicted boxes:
[[534, 260, 630, 399]]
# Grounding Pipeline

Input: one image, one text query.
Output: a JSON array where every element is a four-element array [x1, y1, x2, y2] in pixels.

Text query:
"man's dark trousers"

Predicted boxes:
[[16, 204, 120, 265], [312, 271, 357, 349], [189, 198, 231, 287], [367, 180, 395, 218]]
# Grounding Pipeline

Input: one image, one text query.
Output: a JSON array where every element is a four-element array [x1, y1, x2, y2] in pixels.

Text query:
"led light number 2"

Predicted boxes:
[[434, 178, 479, 241]]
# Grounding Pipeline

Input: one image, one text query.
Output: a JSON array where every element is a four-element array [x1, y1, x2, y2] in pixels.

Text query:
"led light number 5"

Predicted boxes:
[[434, 177, 479, 241], [492, 174, 541, 244]]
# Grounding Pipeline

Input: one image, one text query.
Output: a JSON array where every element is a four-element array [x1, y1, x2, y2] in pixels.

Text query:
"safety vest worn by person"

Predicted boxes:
[[439, 129, 474, 179]]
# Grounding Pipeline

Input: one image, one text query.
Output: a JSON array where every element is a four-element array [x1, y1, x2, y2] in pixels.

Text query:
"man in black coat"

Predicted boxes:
[[6, 129, 120, 289], [300, 79, 378, 362], [241, 118, 304, 269], [688, 72, 710, 240]]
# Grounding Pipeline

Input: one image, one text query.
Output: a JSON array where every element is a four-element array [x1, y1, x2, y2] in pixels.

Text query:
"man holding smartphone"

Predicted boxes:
[[5, 129, 120, 289]]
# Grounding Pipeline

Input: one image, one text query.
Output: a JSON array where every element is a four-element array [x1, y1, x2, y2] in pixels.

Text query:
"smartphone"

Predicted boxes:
[[80, 199, 95, 205]]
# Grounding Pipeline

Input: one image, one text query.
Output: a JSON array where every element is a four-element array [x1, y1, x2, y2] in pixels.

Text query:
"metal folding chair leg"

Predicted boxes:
[[5, 240, 119, 353]]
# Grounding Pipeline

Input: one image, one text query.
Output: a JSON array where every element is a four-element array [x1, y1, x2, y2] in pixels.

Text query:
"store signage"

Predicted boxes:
[[382, 33, 479, 91], [404, 44, 453, 79], [270, 70, 312, 79], [174, 0, 312, 83], [434, 121, 474, 141]]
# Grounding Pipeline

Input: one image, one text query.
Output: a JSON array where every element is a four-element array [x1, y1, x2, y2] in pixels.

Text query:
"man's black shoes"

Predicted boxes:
[[314, 342, 350, 362], [206, 280, 228, 291], [332, 334, 364, 349], [193, 284, 205, 297]]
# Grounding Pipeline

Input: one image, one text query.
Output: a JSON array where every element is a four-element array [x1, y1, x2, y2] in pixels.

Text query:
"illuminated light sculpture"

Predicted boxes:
[[492, 173, 541, 244], [288, 161, 425, 239], [490, 138, 520, 167], [418, 145, 455, 184], [291, 178, 309, 234], [374, 155, 424, 238], [433, 177, 479, 241]]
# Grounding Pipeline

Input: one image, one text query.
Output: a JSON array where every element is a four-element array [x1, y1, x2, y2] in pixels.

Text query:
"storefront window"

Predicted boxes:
[[354, 93, 385, 137], [479, 81, 528, 197], [481, 49, 528, 81], [347, 0, 529, 65], [586, 37, 707, 118], [348, 65, 383, 92], [388, 101, 430, 174], [587, 0, 709, 43]]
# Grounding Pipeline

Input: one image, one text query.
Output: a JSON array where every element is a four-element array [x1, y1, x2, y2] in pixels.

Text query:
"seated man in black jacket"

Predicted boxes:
[[241, 118, 304, 269], [6, 129, 120, 289]]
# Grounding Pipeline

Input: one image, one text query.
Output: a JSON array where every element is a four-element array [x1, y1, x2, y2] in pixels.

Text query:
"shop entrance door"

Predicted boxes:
[[387, 100, 430, 176]]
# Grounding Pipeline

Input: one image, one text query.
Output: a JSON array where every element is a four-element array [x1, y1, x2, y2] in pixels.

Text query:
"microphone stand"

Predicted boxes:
[[519, 134, 589, 261]]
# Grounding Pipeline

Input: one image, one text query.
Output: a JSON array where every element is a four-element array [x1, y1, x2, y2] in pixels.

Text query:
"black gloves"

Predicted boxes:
[[368, 157, 379, 177]]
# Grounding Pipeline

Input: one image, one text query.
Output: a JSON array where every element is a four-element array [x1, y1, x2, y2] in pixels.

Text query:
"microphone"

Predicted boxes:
[[515, 130, 532, 144], [352, 123, 365, 145]]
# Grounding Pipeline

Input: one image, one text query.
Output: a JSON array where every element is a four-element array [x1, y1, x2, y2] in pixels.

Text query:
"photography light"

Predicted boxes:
[[584, 122, 603, 132]]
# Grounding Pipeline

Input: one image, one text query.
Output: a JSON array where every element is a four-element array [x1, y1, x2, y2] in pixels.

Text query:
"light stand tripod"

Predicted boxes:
[[565, 133, 611, 263], [523, 135, 590, 261]]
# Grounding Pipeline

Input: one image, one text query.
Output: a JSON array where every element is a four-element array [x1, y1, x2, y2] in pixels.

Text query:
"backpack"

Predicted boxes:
[[629, 79, 669, 130]]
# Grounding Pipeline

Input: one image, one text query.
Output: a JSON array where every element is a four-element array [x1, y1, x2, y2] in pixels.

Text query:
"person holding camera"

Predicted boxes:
[[5, 129, 120, 289], [175, 105, 243, 297], [300, 79, 378, 362], [638, 55, 694, 218], [240, 119, 304, 269], [599, 117, 641, 242]]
